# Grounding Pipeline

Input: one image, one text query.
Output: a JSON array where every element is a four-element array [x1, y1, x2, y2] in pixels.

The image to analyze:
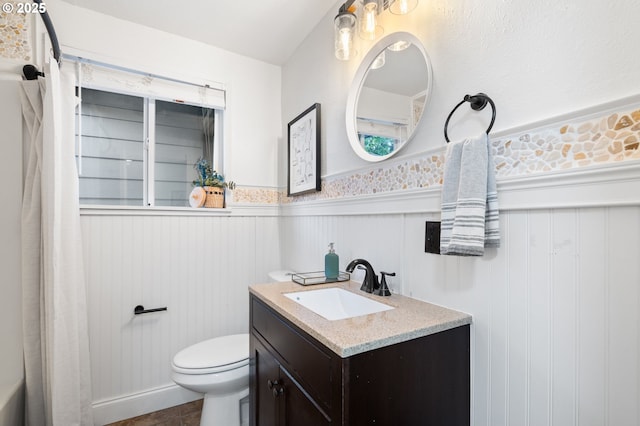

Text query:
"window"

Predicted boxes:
[[76, 88, 219, 206], [76, 89, 145, 205], [357, 117, 406, 156], [154, 100, 216, 206], [360, 134, 397, 156], [69, 58, 225, 207]]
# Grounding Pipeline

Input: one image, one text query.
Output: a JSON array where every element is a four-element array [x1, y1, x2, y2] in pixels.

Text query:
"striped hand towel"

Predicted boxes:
[[440, 133, 500, 256]]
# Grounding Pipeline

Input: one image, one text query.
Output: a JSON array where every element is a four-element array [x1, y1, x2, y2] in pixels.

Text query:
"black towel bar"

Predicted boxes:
[[134, 305, 168, 315], [444, 93, 496, 143]]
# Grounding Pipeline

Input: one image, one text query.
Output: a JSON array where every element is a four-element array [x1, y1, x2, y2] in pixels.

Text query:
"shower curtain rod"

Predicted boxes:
[[34, 0, 60, 65], [28, 2, 219, 91]]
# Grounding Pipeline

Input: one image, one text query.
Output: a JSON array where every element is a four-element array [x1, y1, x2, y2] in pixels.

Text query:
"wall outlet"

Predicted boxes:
[[425, 221, 441, 254]]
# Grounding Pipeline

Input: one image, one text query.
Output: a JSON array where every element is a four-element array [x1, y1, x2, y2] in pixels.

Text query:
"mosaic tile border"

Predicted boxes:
[[494, 109, 640, 176], [232, 186, 280, 205], [260, 104, 640, 205], [0, 1, 32, 61]]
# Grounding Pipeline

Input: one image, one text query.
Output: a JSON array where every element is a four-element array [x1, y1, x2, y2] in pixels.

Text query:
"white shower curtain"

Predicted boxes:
[[20, 56, 93, 426]]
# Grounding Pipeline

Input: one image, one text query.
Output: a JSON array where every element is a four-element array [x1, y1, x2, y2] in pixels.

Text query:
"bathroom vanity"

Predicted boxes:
[[249, 281, 472, 425]]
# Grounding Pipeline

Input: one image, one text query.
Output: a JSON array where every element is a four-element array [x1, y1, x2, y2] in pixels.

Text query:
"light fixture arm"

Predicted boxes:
[[339, 0, 355, 14]]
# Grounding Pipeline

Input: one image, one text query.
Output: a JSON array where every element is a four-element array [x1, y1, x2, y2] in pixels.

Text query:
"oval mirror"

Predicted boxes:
[[346, 32, 433, 162]]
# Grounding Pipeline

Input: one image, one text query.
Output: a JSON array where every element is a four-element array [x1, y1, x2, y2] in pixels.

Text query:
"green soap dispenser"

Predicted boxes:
[[325, 242, 339, 280]]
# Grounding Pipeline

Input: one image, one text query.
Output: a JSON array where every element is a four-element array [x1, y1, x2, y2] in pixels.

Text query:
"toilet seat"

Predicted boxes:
[[172, 333, 249, 375]]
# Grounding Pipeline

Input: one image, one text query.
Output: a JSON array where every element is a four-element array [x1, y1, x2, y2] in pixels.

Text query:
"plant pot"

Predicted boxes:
[[203, 186, 224, 208]]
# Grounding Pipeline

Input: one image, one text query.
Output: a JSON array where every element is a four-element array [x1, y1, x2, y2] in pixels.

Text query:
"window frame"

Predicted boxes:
[[67, 57, 226, 209]]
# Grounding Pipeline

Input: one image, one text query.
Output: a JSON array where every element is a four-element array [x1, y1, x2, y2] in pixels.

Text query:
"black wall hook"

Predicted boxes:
[[444, 93, 497, 142]]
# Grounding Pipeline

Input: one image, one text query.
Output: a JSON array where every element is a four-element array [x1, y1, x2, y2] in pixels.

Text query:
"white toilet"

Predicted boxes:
[[171, 333, 250, 426]]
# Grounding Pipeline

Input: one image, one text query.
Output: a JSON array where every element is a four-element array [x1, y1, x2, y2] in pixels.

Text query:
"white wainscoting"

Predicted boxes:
[[80, 213, 281, 424], [279, 181, 640, 426], [82, 161, 640, 425]]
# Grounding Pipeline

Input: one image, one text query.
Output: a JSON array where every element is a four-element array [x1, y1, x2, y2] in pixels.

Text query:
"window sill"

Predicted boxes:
[[79, 205, 233, 216]]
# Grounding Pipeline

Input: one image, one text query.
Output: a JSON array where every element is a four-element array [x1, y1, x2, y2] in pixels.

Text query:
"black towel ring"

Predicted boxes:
[[444, 93, 496, 143]]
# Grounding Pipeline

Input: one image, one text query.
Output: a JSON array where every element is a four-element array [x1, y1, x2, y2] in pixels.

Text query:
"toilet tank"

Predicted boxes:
[[268, 270, 295, 282]]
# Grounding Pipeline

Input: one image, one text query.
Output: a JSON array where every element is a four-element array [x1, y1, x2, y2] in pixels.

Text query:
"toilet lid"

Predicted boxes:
[[173, 333, 249, 371]]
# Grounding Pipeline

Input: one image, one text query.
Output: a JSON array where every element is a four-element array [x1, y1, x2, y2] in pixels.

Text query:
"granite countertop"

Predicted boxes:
[[249, 280, 472, 358]]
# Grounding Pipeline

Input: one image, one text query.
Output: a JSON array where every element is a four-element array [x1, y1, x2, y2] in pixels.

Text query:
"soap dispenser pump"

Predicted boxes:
[[325, 243, 339, 280]]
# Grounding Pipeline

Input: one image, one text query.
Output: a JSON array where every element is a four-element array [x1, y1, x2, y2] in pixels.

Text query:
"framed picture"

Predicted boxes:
[[288, 103, 321, 196]]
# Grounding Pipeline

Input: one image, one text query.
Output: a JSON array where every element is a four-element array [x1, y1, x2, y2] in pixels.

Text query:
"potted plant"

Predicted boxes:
[[191, 158, 236, 208]]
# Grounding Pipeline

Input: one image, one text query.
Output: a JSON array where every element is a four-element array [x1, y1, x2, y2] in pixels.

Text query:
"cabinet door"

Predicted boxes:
[[280, 367, 332, 426], [254, 340, 331, 426], [254, 340, 282, 426]]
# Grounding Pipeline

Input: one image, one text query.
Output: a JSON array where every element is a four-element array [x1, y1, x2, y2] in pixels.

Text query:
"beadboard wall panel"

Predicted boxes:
[[280, 206, 640, 426], [80, 214, 280, 413], [280, 214, 406, 293], [81, 198, 639, 425]]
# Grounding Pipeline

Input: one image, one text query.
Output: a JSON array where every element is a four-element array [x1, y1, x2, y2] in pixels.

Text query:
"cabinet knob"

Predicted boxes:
[[268, 379, 284, 397]]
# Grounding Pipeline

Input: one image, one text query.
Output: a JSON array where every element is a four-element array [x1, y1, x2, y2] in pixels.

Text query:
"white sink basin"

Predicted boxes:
[[284, 287, 394, 321]]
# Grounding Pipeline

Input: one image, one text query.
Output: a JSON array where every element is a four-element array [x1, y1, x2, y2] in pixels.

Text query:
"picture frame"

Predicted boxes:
[[288, 103, 321, 196]]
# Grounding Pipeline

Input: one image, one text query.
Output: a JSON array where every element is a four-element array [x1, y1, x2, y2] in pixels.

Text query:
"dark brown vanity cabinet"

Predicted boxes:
[[250, 294, 470, 426], [252, 339, 334, 425]]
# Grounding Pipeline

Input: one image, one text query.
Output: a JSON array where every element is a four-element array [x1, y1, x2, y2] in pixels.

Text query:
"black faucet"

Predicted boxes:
[[345, 259, 379, 294]]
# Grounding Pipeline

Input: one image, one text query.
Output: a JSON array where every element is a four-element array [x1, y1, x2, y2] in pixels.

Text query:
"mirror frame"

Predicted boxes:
[[346, 32, 433, 162]]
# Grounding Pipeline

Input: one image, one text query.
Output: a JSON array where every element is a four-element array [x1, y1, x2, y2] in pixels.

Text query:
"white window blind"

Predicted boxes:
[[62, 58, 225, 110]]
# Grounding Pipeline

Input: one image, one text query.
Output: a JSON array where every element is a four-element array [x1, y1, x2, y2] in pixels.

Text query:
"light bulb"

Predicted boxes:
[[359, 0, 382, 40], [338, 29, 352, 59]]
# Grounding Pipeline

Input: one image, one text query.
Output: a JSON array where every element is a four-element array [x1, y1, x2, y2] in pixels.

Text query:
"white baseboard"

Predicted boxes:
[[92, 383, 202, 426]]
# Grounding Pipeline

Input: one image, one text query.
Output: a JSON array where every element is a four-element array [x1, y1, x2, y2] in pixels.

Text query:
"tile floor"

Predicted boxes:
[[104, 399, 203, 426]]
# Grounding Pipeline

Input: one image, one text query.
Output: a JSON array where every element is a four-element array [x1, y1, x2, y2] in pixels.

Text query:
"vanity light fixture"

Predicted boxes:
[[389, 0, 418, 15], [335, 1, 357, 60], [334, 0, 418, 61]]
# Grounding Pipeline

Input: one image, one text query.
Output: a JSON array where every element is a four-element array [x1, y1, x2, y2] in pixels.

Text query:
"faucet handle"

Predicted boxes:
[[375, 271, 395, 296]]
